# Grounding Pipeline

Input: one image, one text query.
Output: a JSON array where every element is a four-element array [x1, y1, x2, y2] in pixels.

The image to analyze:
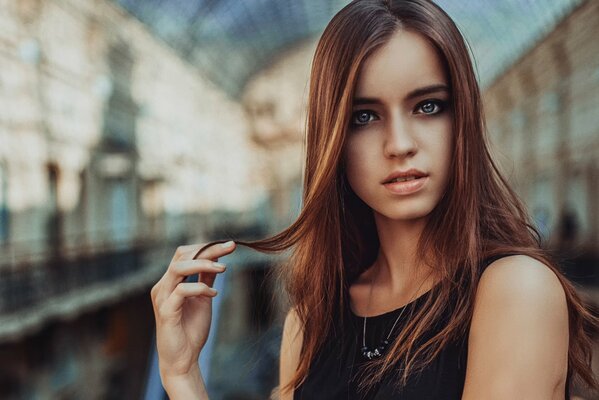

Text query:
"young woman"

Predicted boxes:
[[150, 0, 599, 399]]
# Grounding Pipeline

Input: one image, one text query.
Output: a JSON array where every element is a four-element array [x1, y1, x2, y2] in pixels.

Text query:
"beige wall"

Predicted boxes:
[[0, 0, 268, 251], [241, 38, 318, 228], [483, 0, 599, 252]]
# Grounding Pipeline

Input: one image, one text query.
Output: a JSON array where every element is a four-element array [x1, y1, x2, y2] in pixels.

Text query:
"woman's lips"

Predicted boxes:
[[383, 176, 428, 195]]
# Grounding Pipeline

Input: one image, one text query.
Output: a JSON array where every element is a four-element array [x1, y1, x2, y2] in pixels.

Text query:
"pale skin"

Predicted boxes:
[[151, 28, 569, 400], [281, 30, 569, 399], [150, 240, 236, 399]]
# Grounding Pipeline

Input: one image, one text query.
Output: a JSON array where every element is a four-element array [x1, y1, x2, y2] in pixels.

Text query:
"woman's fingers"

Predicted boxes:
[[173, 241, 236, 263], [192, 240, 236, 261], [157, 259, 226, 303], [152, 241, 236, 307], [159, 282, 217, 320], [174, 259, 227, 276]]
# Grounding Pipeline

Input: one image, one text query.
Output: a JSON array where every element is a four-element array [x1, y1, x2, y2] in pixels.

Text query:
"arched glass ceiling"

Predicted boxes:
[[114, 0, 584, 98]]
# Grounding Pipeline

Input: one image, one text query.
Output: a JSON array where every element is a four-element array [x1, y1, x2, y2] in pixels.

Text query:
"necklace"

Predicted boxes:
[[360, 266, 431, 360]]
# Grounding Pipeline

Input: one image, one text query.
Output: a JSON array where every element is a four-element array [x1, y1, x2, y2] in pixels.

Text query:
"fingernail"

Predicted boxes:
[[214, 262, 226, 270], [220, 240, 234, 248]]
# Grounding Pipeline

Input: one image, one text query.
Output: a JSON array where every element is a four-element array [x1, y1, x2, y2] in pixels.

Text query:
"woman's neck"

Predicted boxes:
[[372, 212, 437, 295]]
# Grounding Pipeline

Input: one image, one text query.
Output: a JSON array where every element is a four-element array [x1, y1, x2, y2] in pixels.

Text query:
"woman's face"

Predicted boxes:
[[343, 29, 453, 222]]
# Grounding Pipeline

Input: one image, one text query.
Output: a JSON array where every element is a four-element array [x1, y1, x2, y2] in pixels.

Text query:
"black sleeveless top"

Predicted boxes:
[[294, 256, 572, 399]]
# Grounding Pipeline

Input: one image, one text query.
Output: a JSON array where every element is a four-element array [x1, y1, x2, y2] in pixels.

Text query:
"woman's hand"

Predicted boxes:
[[150, 240, 236, 382]]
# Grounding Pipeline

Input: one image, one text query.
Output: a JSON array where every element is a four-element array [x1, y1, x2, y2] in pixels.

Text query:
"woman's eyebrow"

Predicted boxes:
[[352, 83, 450, 105]]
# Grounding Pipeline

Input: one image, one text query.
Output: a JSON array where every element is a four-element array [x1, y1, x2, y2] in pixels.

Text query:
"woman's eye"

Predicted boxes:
[[350, 110, 377, 127], [350, 101, 447, 128], [415, 99, 446, 115]]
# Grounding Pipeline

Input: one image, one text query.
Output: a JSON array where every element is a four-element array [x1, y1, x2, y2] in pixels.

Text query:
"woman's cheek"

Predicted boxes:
[[344, 148, 369, 194]]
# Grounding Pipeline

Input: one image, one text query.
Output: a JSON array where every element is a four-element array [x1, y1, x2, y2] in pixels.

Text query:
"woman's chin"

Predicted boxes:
[[374, 207, 433, 223]]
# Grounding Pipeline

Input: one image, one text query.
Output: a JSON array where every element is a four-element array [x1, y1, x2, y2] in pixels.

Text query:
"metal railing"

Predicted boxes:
[[0, 231, 188, 341]]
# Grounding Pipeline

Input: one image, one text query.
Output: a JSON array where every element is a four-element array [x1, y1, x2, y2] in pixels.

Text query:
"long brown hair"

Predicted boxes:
[[197, 0, 599, 396]]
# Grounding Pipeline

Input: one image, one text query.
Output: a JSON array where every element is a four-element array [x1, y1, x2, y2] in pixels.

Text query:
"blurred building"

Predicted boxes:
[[0, 0, 269, 398], [483, 4, 599, 396], [203, 40, 316, 399], [483, 0, 599, 286], [0, 0, 598, 399]]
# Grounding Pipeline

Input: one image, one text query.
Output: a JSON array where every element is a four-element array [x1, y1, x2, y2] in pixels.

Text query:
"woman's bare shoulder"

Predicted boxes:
[[462, 254, 569, 398], [283, 307, 303, 342], [279, 307, 304, 400], [473, 254, 568, 332], [478, 254, 565, 294]]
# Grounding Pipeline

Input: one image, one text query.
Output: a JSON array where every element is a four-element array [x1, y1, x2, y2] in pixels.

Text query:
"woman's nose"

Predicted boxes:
[[383, 114, 418, 158]]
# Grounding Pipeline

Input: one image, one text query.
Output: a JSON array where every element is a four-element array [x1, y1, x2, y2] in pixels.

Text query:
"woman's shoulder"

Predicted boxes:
[[471, 253, 569, 345], [479, 254, 564, 293], [475, 254, 567, 318], [464, 254, 569, 396]]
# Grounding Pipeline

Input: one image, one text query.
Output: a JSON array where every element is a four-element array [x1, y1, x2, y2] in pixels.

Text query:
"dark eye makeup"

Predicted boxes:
[[349, 99, 449, 128]]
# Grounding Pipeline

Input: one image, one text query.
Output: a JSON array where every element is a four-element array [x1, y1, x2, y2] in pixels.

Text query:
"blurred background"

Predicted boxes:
[[0, 0, 597, 399]]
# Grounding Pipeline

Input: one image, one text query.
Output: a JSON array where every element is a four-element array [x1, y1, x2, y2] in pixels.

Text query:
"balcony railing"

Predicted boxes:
[[0, 231, 185, 341]]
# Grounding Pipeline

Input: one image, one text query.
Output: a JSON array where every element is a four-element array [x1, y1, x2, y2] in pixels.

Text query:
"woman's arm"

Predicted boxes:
[[461, 255, 569, 400], [161, 364, 209, 399], [279, 307, 304, 400]]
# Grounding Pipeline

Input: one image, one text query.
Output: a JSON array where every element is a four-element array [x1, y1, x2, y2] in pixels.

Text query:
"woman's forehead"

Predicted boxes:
[[354, 30, 448, 99]]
